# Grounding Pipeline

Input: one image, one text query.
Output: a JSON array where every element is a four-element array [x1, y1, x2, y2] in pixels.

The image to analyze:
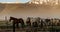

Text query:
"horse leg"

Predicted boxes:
[[16, 23, 19, 28], [29, 23, 31, 27], [21, 23, 24, 28], [21, 23, 23, 28], [13, 21, 15, 32]]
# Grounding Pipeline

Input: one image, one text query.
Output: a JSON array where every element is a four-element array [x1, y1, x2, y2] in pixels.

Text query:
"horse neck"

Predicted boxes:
[[10, 18, 16, 21]]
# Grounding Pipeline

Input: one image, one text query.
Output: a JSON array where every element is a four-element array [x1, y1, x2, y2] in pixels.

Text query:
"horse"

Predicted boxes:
[[9, 17, 18, 27], [9, 17, 25, 28], [32, 21, 38, 32], [9, 17, 18, 32], [26, 17, 31, 27], [18, 18, 25, 28], [45, 18, 50, 23], [32, 21, 38, 27]]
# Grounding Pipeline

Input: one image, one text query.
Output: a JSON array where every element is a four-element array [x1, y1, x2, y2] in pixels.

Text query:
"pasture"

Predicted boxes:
[[0, 21, 60, 32]]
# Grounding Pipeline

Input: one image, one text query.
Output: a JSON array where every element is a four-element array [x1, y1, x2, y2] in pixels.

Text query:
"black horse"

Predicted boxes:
[[9, 17, 18, 32], [9, 17, 25, 28], [26, 17, 31, 27], [18, 18, 25, 28], [32, 21, 38, 27], [9, 17, 25, 32]]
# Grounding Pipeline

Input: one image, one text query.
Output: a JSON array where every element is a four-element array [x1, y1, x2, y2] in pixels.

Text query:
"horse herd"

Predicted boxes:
[[9, 17, 60, 28]]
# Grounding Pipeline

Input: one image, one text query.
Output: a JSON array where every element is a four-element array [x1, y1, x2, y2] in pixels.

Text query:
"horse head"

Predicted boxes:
[[9, 17, 14, 22]]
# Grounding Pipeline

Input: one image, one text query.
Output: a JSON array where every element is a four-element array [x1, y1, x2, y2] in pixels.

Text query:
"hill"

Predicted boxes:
[[0, 3, 60, 19]]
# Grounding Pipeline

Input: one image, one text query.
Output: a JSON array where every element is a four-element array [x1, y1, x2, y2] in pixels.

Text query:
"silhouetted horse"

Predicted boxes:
[[18, 18, 25, 27], [9, 17, 25, 32], [26, 17, 31, 27], [9, 17, 18, 32], [45, 19, 50, 23], [32, 21, 38, 27], [40, 19, 44, 28], [45, 19, 51, 26], [32, 21, 38, 32], [9, 17, 25, 28]]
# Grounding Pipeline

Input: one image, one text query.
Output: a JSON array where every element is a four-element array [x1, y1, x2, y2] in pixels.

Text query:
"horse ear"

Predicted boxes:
[[10, 16, 12, 18]]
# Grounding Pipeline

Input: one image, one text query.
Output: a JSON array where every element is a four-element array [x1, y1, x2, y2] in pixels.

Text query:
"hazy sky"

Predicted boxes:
[[0, 0, 30, 3], [0, 0, 60, 20], [0, 4, 60, 20]]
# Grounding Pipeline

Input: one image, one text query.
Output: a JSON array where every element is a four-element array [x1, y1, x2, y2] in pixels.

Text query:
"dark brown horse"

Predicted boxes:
[[18, 18, 25, 27], [9, 17, 25, 32], [9, 17, 25, 28], [9, 17, 18, 32], [26, 17, 31, 27]]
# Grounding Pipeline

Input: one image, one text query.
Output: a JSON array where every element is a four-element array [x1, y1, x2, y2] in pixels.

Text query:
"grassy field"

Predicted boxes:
[[0, 21, 60, 32], [0, 21, 60, 29]]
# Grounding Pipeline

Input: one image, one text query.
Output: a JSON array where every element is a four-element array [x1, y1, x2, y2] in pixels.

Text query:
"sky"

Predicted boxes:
[[0, 0, 30, 3]]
